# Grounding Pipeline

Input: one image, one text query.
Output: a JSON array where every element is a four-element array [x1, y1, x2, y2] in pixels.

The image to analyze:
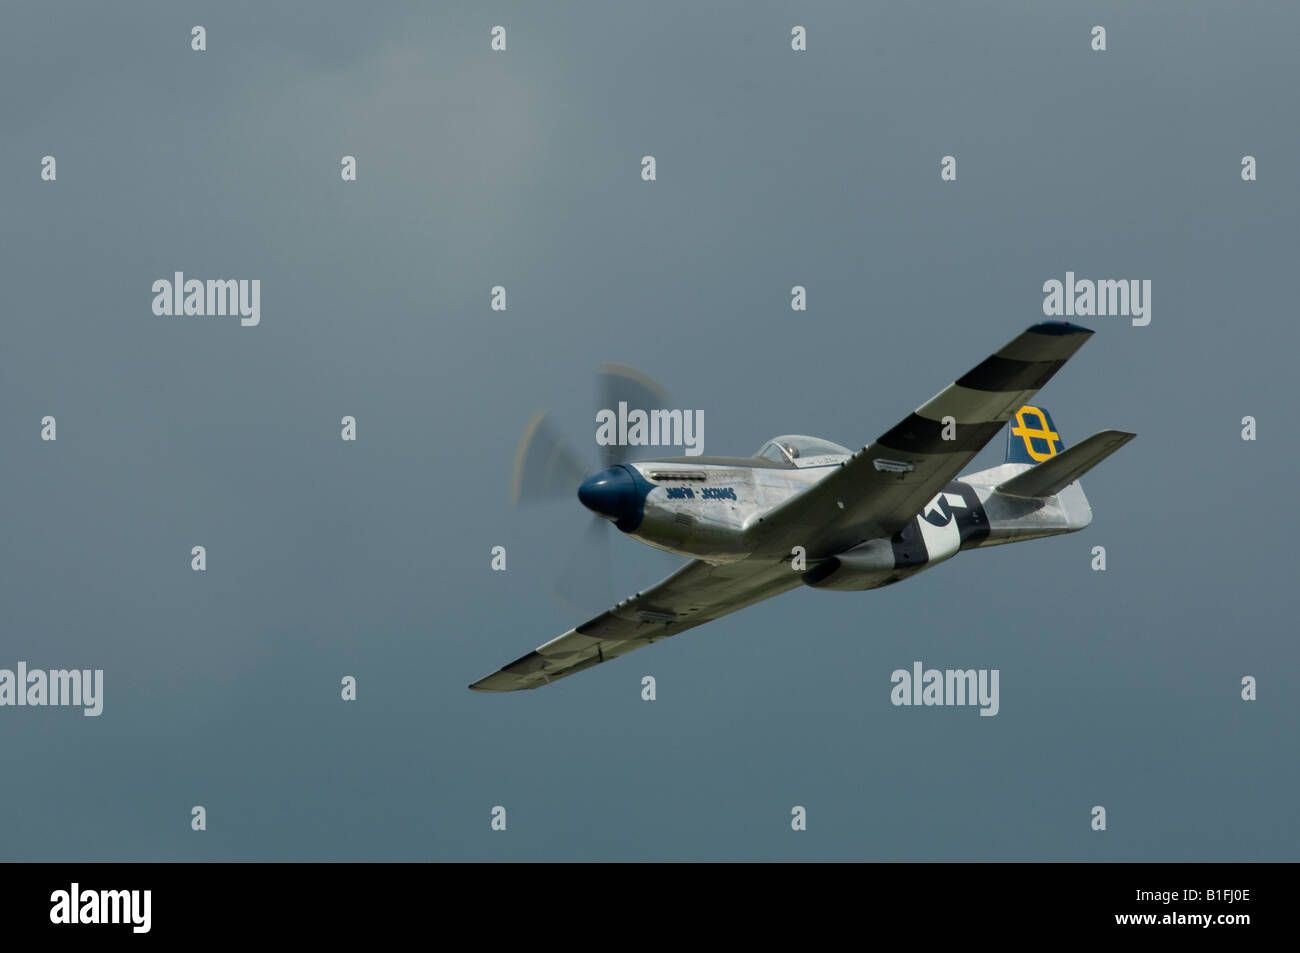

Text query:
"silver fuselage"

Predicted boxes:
[[610, 453, 1091, 590]]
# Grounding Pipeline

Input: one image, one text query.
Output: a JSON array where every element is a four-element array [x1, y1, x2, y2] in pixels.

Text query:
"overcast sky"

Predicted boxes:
[[1, 1, 1296, 860]]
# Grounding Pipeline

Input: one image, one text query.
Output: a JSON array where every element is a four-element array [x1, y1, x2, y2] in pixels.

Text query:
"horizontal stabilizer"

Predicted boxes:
[[995, 430, 1136, 499]]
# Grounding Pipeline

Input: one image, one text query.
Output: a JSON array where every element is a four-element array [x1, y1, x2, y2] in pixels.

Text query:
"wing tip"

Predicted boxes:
[[1027, 320, 1093, 337], [468, 672, 537, 692]]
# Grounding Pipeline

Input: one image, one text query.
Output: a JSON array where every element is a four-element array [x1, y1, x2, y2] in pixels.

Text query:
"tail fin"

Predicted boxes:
[[1004, 404, 1065, 465], [958, 405, 1135, 545]]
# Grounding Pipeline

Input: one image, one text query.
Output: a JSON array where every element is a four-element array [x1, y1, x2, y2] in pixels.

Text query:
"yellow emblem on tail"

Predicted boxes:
[[1010, 406, 1060, 462]]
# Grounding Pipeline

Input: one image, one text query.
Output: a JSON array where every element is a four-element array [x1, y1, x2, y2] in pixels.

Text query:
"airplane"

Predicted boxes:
[[470, 321, 1135, 692]]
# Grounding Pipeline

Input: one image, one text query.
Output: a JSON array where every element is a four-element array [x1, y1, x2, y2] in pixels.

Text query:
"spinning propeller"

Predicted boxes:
[[510, 364, 674, 612]]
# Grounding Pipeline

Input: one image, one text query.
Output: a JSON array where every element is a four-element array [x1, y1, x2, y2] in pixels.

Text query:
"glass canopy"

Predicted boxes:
[[753, 434, 852, 466]]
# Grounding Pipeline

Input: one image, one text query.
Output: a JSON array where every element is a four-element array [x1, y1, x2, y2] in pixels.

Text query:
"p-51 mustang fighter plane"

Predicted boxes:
[[471, 321, 1134, 692]]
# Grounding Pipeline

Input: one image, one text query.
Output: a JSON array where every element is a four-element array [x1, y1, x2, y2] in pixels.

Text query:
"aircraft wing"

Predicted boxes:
[[469, 558, 803, 691], [747, 321, 1096, 558]]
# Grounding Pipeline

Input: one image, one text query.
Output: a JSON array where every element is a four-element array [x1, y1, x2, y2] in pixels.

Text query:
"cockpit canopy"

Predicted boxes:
[[753, 434, 852, 467]]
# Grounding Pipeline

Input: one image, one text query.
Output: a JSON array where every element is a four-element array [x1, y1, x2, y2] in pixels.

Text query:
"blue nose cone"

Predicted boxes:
[[578, 465, 647, 531]]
